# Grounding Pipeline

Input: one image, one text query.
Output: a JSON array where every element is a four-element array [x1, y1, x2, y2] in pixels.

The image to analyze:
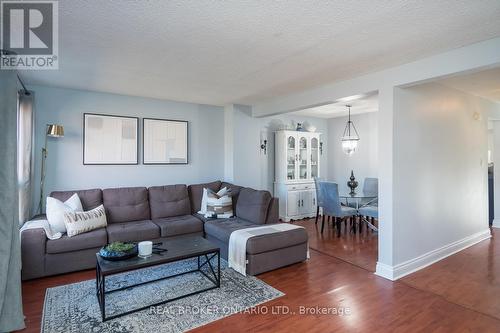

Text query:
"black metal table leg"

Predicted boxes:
[[101, 274, 106, 321], [96, 265, 106, 322], [95, 264, 99, 294], [217, 250, 220, 287]]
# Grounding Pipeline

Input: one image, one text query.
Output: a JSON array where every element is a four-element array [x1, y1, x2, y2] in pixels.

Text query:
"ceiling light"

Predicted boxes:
[[337, 94, 365, 103], [341, 105, 360, 155]]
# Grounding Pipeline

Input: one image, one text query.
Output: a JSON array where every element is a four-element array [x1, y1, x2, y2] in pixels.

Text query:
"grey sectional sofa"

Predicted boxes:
[[21, 181, 308, 280]]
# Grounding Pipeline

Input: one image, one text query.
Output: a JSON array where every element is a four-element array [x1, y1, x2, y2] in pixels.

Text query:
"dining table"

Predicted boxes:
[[339, 192, 378, 232]]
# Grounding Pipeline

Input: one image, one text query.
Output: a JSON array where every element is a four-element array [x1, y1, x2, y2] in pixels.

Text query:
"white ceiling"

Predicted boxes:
[[20, 0, 500, 106], [292, 93, 378, 118], [438, 67, 500, 103]]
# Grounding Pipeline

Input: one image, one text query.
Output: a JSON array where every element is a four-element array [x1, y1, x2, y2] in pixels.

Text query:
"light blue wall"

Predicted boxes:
[[232, 105, 329, 192], [30, 85, 224, 212]]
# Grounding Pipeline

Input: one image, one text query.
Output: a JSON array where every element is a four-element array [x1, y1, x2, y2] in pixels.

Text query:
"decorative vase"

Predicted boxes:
[[347, 170, 358, 195], [303, 121, 316, 133]]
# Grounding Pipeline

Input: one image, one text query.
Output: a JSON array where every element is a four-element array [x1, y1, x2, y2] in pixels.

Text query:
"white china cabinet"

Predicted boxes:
[[274, 130, 321, 222]]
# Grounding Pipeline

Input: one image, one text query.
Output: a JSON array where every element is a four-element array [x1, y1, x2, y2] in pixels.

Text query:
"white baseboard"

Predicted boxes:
[[374, 262, 396, 280], [492, 218, 500, 229], [375, 229, 491, 281]]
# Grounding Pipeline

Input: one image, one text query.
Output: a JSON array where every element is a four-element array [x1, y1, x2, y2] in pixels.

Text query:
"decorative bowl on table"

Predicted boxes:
[[99, 242, 138, 261]]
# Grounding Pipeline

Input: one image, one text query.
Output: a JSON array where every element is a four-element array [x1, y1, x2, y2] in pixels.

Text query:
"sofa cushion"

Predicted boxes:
[[50, 189, 102, 211], [245, 226, 308, 255], [106, 220, 160, 242], [266, 197, 279, 224], [46, 227, 107, 254], [149, 185, 191, 219], [221, 182, 243, 211], [235, 188, 272, 225], [188, 181, 221, 214], [153, 215, 204, 237], [204, 218, 256, 243], [193, 213, 223, 224], [103, 187, 150, 223]]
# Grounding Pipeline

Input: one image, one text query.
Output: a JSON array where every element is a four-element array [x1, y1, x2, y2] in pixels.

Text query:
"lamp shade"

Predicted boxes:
[[341, 105, 359, 155], [342, 137, 359, 155], [47, 124, 64, 137]]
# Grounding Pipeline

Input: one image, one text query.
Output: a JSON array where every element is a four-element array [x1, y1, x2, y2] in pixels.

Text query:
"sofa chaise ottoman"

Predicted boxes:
[[205, 219, 308, 275], [199, 185, 308, 275]]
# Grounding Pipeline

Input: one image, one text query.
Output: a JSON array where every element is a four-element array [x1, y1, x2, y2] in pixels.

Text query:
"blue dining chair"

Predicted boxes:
[[357, 177, 378, 232], [361, 177, 378, 204], [321, 182, 358, 236], [347, 177, 378, 208], [358, 204, 378, 232], [363, 177, 378, 193], [313, 177, 324, 225]]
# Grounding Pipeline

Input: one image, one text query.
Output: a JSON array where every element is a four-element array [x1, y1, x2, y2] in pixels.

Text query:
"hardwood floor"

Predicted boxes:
[[18, 220, 500, 332], [294, 217, 378, 271], [401, 227, 500, 321], [193, 250, 500, 333], [21, 270, 95, 332]]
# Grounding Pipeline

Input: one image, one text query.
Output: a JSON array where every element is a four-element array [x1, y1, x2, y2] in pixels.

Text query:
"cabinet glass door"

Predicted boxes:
[[287, 136, 296, 180], [311, 137, 319, 179], [299, 136, 308, 180]]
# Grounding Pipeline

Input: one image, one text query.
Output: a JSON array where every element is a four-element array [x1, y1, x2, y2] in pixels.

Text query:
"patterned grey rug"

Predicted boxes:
[[42, 258, 283, 333]]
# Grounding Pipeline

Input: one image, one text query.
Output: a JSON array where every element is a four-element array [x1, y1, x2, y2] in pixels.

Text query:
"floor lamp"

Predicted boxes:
[[37, 124, 64, 214]]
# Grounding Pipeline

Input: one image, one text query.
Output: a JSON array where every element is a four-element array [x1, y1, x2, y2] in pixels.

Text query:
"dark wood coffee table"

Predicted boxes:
[[95, 236, 220, 321]]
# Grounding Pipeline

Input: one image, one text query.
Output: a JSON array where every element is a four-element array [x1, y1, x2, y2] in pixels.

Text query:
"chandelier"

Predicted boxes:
[[341, 105, 359, 155]]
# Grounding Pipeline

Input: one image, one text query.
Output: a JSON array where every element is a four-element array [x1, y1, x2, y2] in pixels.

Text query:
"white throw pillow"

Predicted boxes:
[[46, 194, 83, 233], [63, 205, 107, 237], [198, 188, 209, 215], [204, 189, 233, 219], [198, 187, 228, 215]]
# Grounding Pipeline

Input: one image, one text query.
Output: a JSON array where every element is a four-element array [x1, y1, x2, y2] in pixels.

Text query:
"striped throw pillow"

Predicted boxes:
[[63, 204, 107, 237], [204, 189, 233, 219]]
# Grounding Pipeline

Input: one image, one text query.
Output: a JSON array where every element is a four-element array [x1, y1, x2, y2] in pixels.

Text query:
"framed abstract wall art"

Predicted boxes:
[[83, 113, 139, 165], [142, 118, 188, 164]]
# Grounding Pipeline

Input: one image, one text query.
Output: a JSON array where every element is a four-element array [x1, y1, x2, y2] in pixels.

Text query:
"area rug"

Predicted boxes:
[[42, 258, 283, 333]]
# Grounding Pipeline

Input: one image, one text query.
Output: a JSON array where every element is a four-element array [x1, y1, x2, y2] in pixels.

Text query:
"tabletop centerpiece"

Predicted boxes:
[[347, 170, 358, 195]]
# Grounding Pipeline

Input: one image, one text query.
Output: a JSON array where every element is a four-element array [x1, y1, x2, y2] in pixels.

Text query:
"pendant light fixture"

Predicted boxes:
[[341, 105, 359, 155]]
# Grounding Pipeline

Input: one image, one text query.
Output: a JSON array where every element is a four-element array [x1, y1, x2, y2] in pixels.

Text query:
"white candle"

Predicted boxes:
[[138, 241, 153, 257]]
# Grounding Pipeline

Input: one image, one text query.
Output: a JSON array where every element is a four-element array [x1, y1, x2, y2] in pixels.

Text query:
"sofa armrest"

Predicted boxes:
[[21, 228, 46, 280], [265, 197, 279, 224]]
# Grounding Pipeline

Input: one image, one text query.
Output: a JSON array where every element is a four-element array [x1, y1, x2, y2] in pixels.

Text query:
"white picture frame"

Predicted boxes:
[[83, 113, 139, 165], [143, 118, 188, 164]]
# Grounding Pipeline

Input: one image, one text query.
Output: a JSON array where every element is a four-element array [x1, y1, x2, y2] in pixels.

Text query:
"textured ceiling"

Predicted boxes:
[[438, 67, 500, 103], [292, 93, 378, 118], [20, 0, 500, 106]]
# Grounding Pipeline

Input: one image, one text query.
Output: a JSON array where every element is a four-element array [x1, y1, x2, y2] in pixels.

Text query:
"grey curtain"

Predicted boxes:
[[17, 92, 34, 225], [0, 71, 25, 331]]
